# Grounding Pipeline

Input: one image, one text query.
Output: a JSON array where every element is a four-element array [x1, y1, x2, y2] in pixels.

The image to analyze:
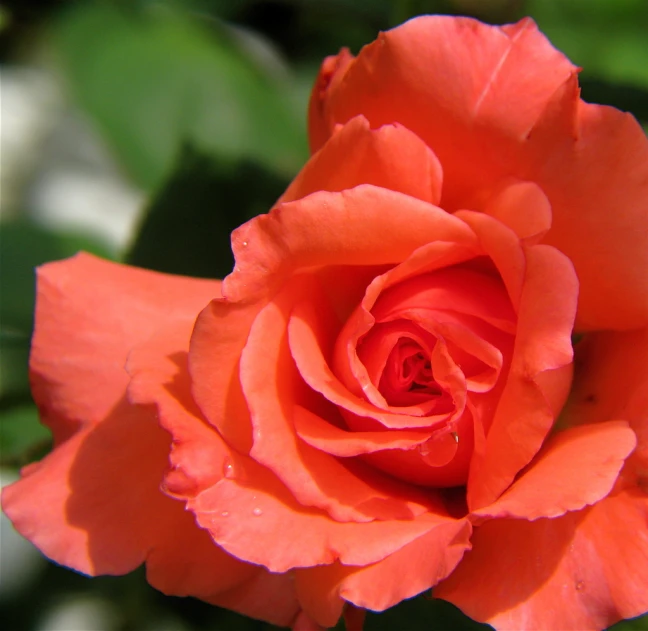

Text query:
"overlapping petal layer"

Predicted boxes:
[[310, 15, 648, 330]]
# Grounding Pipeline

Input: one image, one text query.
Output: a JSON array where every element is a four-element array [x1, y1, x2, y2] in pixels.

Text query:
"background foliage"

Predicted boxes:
[[1, 1, 647, 629]]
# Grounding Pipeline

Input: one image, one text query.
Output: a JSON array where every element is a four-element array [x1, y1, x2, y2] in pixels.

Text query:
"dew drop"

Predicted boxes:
[[252, 507, 263, 517], [242, 240, 248, 247], [451, 432, 459, 444], [221, 511, 229, 518], [223, 458, 235, 479], [575, 581, 585, 591]]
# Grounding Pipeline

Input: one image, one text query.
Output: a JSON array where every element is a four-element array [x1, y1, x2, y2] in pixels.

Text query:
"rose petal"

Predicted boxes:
[[289, 282, 454, 430], [189, 298, 259, 454], [483, 179, 552, 244], [561, 327, 648, 486], [436, 489, 648, 630], [225, 185, 476, 302], [308, 47, 354, 153], [474, 421, 636, 521], [189, 452, 460, 573], [241, 277, 435, 521], [281, 115, 443, 205], [309, 17, 575, 197], [294, 519, 471, 624], [530, 97, 648, 329], [1, 399, 268, 613], [311, 15, 648, 329], [29, 252, 219, 443], [467, 243, 578, 510], [127, 321, 304, 626], [294, 405, 432, 456]]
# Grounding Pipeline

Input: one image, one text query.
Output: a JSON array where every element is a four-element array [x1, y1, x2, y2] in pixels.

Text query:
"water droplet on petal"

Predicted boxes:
[[252, 507, 263, 517], [220, 511, 229, 518], [451, 432, 459, 444], [242, 240, 248, 247], [575, 581, 585, 591], [222, 458, 235, 479]]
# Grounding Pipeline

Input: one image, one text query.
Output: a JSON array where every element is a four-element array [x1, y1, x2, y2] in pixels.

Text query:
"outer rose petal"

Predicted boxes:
[[562, 327, 648, 484], [190, 298, 258, 454], [309, 17, 575, 156], [473, 421, 636, 521], [294, 519, 471, 626], [436, 490, 648, 630], [127, 324, 301, 625], [467, 241, 577, 510], [1, 257, 302, 627], [28, 252, 220, 443], [224, 185, 477, 302], [311, 15, 648, 329], [524, 77, 648, 330], [189, 449, 462, 575], [281, 115, 443, 206]]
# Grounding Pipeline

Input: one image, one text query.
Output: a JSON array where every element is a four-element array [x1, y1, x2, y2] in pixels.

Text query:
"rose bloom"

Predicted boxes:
[[3, 14, 648, 631]]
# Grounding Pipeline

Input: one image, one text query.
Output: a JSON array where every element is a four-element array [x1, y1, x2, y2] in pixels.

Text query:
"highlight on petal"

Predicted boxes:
[[281, 115, 443, 206], [474, 421, 636, 521]]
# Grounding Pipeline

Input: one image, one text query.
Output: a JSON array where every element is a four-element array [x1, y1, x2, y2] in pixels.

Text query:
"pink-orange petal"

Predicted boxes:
[[294, 518, 471, 624], [189, 452, 459, 573], [241, 278, 433, 521], [468, 244, 578, 510], [288, 283, 452, 430], [293, 405, 431, 456], [2, 399, 195, 576], [310, 16, 576, 206], [224, 185, 476, 302], [281, 115, 443, 205], [189, 298, 259, 454], [532, 100, 648, 330], [473, 421, 636, 521], [308, 47, 354, 153], [483, 179, 552, 244], [30, 252, 220, 443], [436, 489, 648, 630], [339, 519, 472, 612]]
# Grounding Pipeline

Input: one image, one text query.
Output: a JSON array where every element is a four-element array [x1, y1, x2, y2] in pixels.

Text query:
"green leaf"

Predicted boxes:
[[362, 595, 492, 630], [52, 2, 307, 190], [528, 0, 648, 92], [0, 403, 51, 467], [126, 146, 289, 279]]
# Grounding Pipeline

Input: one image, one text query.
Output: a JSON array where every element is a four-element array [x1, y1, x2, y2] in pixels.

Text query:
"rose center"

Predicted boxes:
[[379, 338, 442, 405]]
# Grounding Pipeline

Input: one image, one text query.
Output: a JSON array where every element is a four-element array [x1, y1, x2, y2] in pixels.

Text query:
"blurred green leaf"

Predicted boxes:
[[610, 613, 648, 631], [0, 403, 51, 467], [52, 2, 307, 190], [362, 595, 492, 630], [527, 0, 648, 92], [0, 219, 113, 401], [126, 146, 288, 279], [0, 330, 31, 402]]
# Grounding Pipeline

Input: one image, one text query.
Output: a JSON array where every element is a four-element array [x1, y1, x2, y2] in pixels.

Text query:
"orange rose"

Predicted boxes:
[[3, 15, 648, 631]]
